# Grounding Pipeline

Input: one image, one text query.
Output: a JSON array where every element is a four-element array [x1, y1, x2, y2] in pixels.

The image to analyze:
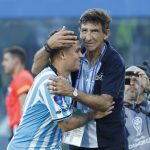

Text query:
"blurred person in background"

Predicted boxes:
[[7, 31, 112, 150], [32, 8, 128, 150], [124, 66, 150, 150], [1, 46, 33, 139]]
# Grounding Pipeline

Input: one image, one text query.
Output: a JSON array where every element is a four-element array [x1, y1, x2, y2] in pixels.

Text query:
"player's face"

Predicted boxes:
[[80, 22, 109, 53], [2, 53, 16, 75], [124, 75, 143, 101], [64, 40, 82, 72]]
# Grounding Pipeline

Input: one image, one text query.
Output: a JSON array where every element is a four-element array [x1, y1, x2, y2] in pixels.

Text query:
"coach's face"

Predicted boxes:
[[80, 22, 109, 53]]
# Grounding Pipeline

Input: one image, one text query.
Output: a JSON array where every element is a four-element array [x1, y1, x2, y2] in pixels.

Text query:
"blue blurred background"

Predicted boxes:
[[0, 0, 150, 149]]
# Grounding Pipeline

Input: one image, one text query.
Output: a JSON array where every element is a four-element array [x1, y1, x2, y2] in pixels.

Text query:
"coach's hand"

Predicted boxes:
[[47, 76, 74, 96], [47, 26, 78, 49], [94, 103, 114, 119]]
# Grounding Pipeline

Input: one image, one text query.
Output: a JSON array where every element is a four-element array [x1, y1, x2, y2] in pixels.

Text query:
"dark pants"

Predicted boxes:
[[69, 145, 99, 150], [69, 144, 128, 150]]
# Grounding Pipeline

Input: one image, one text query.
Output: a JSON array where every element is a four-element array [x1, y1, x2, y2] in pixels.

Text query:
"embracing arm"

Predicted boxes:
[[75, 91, 113, 111], [31, 47, 50, 75], [58, 111, 94, 132], [31, 27, 77, 75], [58, 107, 113, 132], [47, 77, 114, 111]]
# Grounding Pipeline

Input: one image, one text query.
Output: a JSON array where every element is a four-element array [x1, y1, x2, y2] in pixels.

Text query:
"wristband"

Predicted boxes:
[[44, 42, 53, 53]]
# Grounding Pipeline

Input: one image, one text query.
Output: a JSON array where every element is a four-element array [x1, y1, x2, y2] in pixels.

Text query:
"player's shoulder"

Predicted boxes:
[[34, 67, 57, 85], [39, 67, 56, 77], [18, 70, 33, 79]]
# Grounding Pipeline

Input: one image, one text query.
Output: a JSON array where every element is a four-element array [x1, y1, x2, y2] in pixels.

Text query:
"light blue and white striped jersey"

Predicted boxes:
[[7, 66, 72, 150]]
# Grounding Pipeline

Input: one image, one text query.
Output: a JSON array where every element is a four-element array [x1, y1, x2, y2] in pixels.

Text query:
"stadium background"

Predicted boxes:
[[0, 0, 150, 149]]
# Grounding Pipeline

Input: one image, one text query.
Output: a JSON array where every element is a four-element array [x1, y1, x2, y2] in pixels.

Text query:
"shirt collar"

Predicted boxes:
[[49, 64, 58, 75], [81, 42, 107, 63], [101, 41, 111, 64]]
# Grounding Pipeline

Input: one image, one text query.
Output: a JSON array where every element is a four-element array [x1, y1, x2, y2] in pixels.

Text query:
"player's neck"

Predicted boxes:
[[12, 65, 25, 78], [86, 43, 105, 65], [52, 62, 69, 79]]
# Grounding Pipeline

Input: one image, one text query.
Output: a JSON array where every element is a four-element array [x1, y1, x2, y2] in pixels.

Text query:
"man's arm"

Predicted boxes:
[[58, 111, 94, 132], [47, 77, 114, 111], [75, 92, 113, 111], [31, 47, 50, 75], [58, 108, 113, 132], [19, 93, 27, 114], [31, 27, 77, 75]]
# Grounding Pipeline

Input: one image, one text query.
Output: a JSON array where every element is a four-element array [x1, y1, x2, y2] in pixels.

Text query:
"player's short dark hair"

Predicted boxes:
[[79, 8, 111, 34], [3, 46, 26, 64]]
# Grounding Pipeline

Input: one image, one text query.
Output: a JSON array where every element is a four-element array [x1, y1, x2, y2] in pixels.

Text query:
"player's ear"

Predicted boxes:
[[59, 50, 65, 60], [14, 57, 20, 65]]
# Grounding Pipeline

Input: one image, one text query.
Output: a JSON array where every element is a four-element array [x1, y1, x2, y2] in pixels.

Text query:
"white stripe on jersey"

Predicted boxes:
[[40, 82, 52, 113], [31, 79, 49, 106], [40, 123, 57, 148], [23, 69, 55, 113], [29, 117, 52, 148]]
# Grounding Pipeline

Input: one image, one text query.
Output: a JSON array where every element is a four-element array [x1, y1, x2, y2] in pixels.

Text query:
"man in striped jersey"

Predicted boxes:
[[7, 32, 112, 150]]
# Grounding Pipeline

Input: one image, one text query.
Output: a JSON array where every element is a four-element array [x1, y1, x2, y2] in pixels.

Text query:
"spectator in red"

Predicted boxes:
[[2, 46, 33, 139]]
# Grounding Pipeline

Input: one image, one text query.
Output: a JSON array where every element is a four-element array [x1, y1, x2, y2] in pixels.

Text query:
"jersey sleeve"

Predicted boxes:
[[39, 81, 72, 122], [14, 72, 33, 96]]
